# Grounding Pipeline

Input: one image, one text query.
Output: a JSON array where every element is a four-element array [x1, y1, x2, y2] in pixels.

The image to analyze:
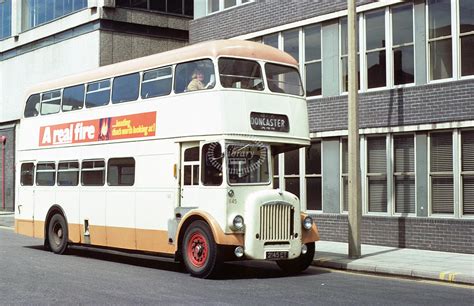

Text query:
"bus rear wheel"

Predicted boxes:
[[276, 242, 315, 275], [182, 220, 220, 278], [47, 214, 69, 254]]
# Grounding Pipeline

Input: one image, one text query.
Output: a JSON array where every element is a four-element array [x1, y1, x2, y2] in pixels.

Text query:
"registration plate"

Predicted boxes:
[[266, 251, 289, 260]]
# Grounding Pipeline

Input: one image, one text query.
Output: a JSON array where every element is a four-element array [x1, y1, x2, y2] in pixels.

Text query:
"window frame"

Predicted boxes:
[[20, 162, 35, 186], [392, 133, 417, 216], [305, 141, 322, 212], [303, 24, 323, 98], [40, 89, 62, 116], [460, 129, 474, 217], [364, 8, 388, 90], [141, 66, 173, 99], [107, 157, 136, 186], [85, 79, 111, 108], [111, 72, 140, 104], [365, 135, 389, 215], [428, 131, 455, 216], [81, 159, 106, 186], [206, 0, 254, 16], [458, 0, 474, 79]]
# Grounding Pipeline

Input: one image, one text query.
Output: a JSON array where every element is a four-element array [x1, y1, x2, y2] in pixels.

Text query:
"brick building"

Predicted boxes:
[[190, 0, 474, 253], [0, 0, 192, 211]]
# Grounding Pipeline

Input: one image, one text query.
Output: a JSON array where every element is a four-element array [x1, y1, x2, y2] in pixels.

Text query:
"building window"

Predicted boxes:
[[116, 0, 193, 17], [304, 25, 322, 97], [391, 3, 414, 85], [459, 0, 474, 77], [263, 33, 278, 49], [430, 132, 453, 214], [367, 136, 387, 213], [284, 149, 300, 199], [428, 0, 452, 81], [23, 0, 88, 30], [0, 0, 11, 40], [283, 29, 299, 63], [306, 142, 321, 211], [393, 135, 415, 214], [340, 17, 360, 92], [341, 138, 348, 212], [365, 9, 386, 89], [207, 0, 252, 15], [461, 131, 474, 215]]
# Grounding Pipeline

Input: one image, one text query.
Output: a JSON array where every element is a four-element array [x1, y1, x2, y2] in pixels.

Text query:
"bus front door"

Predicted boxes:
[[180, 143, 200, 208]]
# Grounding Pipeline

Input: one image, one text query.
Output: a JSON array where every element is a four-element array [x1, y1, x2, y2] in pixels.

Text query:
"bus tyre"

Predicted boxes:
[[47, 214, 69, 255], [182, 220, 220, 278], [276, 242, 315, 275]]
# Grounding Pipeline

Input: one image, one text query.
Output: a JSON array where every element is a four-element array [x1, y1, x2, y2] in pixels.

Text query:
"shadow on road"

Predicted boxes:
[[24, 244, 329, 280]]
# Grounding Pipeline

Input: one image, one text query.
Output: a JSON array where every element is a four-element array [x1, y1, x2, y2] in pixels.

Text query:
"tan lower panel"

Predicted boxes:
[[215, 232, 244, 246], [15, 219, 34, 237], [136, 229, 175, 254], [88, 225, 107, 246], [68, 224, 81, 243], [34, 221, 45, 239], [106, 226, 136, 250]]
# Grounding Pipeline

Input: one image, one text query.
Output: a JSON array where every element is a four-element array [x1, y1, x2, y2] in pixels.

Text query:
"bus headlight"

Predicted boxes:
[[231, 215, 244, 231], [303, 216, 313, 230]]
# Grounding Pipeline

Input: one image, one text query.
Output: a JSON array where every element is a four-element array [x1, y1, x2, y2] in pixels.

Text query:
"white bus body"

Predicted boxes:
[[15, 40, 319, 278]]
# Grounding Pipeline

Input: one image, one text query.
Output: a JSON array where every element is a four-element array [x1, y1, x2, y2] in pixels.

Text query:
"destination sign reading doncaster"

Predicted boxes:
[[250, 112, 289, 132]]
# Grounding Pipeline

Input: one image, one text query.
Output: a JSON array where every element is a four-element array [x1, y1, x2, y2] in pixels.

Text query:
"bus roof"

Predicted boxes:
[[26, 40, 298, 97]]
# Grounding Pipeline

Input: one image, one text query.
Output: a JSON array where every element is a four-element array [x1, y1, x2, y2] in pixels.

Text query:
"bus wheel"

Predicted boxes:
[[182, 220, 219, 278], [47, 214, 69, 255], [277, 242, 315, 275]]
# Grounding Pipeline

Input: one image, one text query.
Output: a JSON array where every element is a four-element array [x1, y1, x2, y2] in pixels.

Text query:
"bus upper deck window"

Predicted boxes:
[[40, 90, 62, 115], [24, 94, 40, 118], [265, 63, 304, 96], [86, 79, 111, 108], [112, 73, 140, 104], [62, 84, 85, 112], [218, 58, 264, 91], [141, 67, 172, 99], [175, 59, 215, 94]]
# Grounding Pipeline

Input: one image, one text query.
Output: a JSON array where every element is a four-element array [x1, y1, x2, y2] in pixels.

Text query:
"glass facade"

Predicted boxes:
[[0, 0, 12, 40], [23, 0, 87, 30], [116, 0, 193, 17]]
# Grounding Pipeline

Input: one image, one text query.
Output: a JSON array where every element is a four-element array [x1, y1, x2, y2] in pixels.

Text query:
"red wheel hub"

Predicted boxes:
[[187, 231, 208, 268]]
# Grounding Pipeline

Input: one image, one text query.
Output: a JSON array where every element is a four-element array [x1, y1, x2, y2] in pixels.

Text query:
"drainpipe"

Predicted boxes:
[[0, 136, 6, 210]]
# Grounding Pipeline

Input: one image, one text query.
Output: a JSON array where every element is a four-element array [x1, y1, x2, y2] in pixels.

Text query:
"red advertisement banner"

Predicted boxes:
[[39, 112, 156, 147]]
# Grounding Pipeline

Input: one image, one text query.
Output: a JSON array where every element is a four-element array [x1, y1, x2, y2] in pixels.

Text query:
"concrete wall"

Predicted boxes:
[[0, 31, 101, 122]]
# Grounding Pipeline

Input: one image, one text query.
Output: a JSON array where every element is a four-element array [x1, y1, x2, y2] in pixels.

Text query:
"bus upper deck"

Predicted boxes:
[[19, 40, 309, 153]]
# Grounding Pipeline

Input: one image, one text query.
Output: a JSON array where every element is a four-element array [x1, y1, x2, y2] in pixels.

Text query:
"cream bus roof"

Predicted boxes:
[[26, 40, 298, 96]]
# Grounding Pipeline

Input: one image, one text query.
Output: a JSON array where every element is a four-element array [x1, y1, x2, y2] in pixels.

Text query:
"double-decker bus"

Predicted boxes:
[[15, 40, 319, 278]]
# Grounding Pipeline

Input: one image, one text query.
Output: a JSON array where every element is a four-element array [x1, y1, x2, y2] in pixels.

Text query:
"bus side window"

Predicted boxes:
[[24, 94, 40, 118], [112, 73, 140, 104], [41, 90, 61, 115], [183, 147, 199, 186], [36, 162, 56, 186], [107, 158, 135, 186], [175, 59, 215, 94], [20, 163, 35, 186], [57, 161, 79, 186], [141, 67, 172, 99], [62, 84, 85, 112], [201, 143, 223, 186], [81, 160, 105, 186], [85, 80, 111, 108]]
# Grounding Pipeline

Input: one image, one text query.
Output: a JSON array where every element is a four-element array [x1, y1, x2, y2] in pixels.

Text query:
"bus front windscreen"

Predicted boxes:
[[227, 144, 270, 185], [265, 63, 304, 96]]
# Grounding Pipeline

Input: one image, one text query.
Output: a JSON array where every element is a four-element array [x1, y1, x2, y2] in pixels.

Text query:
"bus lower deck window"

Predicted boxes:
[[107, 158, 135, 186], [81, 160, 105, 186], [36, 162, 56, 186], [21, 163, 35, 186]]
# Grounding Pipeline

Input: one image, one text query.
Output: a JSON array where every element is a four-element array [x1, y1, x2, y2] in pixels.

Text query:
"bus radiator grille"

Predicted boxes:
[[259, 203, 293, 241]]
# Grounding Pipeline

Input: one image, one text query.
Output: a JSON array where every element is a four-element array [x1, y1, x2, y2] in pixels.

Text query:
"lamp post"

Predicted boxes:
[[347, 0, 361, 258]]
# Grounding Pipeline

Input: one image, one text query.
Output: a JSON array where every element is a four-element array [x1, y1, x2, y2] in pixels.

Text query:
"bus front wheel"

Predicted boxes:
[[182, 220, 220, 278], [47, 214, 69, 254], [276, 242, 315, 274]]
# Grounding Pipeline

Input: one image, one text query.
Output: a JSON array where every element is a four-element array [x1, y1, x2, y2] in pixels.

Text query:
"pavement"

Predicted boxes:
[[1, 212, 472, 285], [314, 241, 474, 285]]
